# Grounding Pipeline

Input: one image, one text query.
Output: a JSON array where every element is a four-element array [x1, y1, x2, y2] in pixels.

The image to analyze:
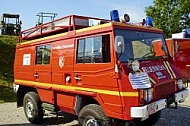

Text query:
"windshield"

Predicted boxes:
[[115, 29, 169, 62]]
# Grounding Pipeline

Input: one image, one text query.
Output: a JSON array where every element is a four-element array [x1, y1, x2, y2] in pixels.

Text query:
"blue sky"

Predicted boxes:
[[0, 0, 153, 30]]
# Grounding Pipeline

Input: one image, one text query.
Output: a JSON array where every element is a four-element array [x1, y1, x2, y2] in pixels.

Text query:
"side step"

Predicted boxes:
[[42, 102, 56, 112]]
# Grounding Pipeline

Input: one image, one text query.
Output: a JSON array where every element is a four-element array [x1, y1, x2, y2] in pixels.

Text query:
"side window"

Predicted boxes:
[[36, 44, 51, 65], [76, 34, 110, 63]]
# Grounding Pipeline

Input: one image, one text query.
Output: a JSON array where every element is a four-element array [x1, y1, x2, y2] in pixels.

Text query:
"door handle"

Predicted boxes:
[[34, 73, 39, 77], [74, 77, 81, 80]]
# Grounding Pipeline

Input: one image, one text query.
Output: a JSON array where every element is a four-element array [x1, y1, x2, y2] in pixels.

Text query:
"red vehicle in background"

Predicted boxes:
[[167, 29, 190, 79], [154, 28, 190, 79], [13, 10, 188, 126]]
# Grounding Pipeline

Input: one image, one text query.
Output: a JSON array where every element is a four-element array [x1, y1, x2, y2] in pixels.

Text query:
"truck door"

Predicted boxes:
[[74, 34, 123, 113], [74, 34, 117, 87], [34, 44, 53, 103]]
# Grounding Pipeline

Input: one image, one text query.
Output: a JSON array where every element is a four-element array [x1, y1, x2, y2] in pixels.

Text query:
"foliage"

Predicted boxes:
[[0, 35, 18, 86], [145, 0, 190, 38], [0, 35, 18, 103], [0, 85, 16, 103]]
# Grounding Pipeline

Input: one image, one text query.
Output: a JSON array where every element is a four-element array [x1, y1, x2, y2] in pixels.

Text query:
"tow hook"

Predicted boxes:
[[168, 102, 178, 109]]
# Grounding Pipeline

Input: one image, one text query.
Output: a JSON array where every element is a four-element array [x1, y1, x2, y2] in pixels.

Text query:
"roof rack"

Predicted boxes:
[[19, 15, 110, 42]]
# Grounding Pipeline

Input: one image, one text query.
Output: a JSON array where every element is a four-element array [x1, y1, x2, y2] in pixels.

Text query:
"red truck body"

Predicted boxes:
[[165, 38, 190, 78], [13, 13, 189, 126]]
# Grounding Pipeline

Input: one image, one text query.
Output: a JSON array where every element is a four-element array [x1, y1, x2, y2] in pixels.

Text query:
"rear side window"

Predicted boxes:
[[76, 34, 110, 63], [35, 44, 51, 65]]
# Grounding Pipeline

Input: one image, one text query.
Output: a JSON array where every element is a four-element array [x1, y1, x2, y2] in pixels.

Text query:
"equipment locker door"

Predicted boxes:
[[34, 44, 52, 84]]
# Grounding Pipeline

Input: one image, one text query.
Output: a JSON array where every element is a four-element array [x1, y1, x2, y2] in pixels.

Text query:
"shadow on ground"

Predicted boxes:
[[0, 111, 78, 126]]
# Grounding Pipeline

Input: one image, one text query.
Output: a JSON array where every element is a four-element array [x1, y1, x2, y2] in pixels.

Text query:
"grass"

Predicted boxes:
[[0, 35, 18, 103]]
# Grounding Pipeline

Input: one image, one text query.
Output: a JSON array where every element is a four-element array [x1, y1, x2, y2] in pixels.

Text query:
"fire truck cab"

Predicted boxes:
[[13, 11, 188, 126]]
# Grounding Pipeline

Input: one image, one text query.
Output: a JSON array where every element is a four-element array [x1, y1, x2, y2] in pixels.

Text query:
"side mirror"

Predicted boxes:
[[173, 41, 180, 57], [175, 41, 180, 52], [115, 35, 125, 53]]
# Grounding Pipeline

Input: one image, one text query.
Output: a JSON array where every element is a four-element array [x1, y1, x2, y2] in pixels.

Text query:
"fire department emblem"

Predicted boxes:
[[59, 56, 65, 68], [156, 71, 166, 79]]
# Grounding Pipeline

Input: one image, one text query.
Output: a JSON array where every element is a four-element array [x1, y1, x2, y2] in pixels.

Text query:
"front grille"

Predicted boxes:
[[154, 82, 175, 100]]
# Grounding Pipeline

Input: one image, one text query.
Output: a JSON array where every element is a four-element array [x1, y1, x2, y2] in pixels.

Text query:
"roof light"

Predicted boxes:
[[120, 13, 130, 23], [110, 10, 120, 22], [123, 14, 130, 22], [146, 17, 153, 27]]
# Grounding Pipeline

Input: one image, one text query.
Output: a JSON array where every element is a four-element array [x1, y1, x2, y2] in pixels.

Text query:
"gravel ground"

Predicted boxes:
[[0, 88, 189, 126]]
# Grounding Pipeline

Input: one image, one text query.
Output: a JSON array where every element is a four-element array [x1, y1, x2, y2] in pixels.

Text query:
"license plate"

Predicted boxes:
[[147, 103, 156, 115]]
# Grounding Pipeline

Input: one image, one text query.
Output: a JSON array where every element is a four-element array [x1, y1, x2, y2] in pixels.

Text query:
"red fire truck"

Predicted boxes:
[[167, 29, 190, 79], [154, 29, 190, 79], [13, 11, 188, 126]]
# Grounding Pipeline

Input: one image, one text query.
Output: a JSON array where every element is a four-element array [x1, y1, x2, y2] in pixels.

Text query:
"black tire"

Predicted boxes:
[[133, 111, 161, 126], [23, 92, 44, 124], [78, 104, 111, 126]]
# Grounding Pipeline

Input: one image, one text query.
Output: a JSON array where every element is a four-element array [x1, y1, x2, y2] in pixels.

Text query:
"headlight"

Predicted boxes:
[[144, 88, 153, 102], [177, 79, 183, 90], [140, 88, 153, 103], [129, 60, 140, 72]]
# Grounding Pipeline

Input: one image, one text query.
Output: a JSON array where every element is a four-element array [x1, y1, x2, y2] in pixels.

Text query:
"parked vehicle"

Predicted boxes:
[[13, 10, 188, 126], [154, 28, 190, 79], [0, 13, 22, 35]]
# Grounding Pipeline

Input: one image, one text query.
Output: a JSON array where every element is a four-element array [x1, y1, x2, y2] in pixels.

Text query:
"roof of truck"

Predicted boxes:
[[19, 14, 163, 45]]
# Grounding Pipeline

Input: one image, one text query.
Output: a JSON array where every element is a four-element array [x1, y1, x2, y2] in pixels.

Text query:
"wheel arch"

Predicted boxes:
[[74, 95, 99, 115], [16, 85, 37, 107]]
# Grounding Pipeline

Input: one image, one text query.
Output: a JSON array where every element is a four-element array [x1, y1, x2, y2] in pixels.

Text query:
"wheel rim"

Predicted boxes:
[[26, 100, 33, 118], [86, 118, 99, 126]]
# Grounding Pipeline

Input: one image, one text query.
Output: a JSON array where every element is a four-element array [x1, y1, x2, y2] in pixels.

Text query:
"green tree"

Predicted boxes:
[[145, 0, 190, 38]]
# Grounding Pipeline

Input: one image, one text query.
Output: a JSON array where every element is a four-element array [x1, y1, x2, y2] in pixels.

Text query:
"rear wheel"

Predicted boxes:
[[133, 111, 161, 126], [78, 104, 111, 126], [23, 92, 44, 124]]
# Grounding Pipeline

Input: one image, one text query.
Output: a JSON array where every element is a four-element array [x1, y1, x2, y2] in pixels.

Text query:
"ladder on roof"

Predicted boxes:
[[19, 15, 110, 42]]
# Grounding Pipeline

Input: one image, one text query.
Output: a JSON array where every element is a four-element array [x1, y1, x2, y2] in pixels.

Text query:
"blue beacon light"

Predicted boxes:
[[146, 17, 153, 26], [110, 10, 120, 22]]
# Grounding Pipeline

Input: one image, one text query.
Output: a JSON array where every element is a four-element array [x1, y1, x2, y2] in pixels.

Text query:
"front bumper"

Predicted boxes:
[[175, 89, 189, 102], [131, 88, 189, 118]]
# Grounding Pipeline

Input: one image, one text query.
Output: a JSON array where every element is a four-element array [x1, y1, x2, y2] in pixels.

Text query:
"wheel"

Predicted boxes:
[[78, 104, 111, 126], [23, 92, 44, 124], [133, 111, 161, 126]]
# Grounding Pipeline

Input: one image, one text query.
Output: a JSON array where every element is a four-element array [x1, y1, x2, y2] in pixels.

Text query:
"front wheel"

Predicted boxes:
[[78, 104, 111, 126], [133, 111, 161, 126], [23, 92, 44, 124]]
